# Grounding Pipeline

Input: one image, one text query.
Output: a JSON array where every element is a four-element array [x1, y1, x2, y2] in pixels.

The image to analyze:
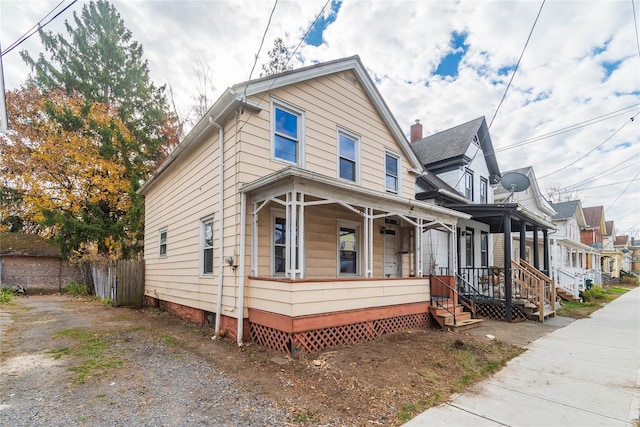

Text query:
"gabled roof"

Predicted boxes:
[[582, 206, 605, 229], [139, 56, 422, 195], [614, 235, 629, 246], [410, 116, 501, 184], [550, 200, 586, 226], [495, 166, 556, 216], [605, 220, 614, 236], [0, 232, 61, 257]]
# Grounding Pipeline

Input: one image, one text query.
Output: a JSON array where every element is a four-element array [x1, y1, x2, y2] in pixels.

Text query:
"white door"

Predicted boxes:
[[384, 226, 399, 277]]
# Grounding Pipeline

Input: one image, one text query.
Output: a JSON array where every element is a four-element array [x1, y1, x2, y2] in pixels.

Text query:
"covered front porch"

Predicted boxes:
[[238, 167, 467, 353], [445, 203, 557, 322]]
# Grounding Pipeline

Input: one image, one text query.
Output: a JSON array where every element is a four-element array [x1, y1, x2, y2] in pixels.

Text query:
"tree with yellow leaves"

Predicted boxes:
[[1, 86, 134, 257]]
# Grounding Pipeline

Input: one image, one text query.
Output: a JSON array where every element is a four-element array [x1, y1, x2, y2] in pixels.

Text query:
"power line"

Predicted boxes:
[[488, 0, 545, 129], [1, 0, 78, 57], [493, 104, 640, 153], [632, 0, 640, 63], [605, 170, 640, 213], [539, 112, 640, 179], [567, 153, 640, 189], [242, 0, 279, 103], [237, 0, 331, 132]]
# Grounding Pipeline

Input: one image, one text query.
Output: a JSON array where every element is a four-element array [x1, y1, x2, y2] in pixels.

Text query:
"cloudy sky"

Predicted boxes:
[[2, 0, 639, 239]]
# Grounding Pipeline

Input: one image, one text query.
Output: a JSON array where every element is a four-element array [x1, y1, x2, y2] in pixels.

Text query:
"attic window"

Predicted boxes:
[[472, 133, 479, 145]]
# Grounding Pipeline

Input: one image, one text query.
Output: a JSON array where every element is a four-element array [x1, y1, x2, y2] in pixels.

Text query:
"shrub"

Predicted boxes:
[[619, 275, 639, 287], [0, 288, 14, 304], [62, 281, 90, 296], [582, 285, 607, 302]]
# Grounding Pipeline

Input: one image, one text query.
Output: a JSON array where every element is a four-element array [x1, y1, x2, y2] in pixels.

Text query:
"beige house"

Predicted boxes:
[[139, 57, 468, 354]]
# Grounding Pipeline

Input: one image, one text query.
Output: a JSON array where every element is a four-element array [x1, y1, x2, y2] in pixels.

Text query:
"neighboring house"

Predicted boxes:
[[138, 56, 468, 354], [493, 166, 557, 270], [0, 232, 82, 293], [581, 206, 619, 282], [613, 235, 632, 274], [411, 120, 556, 322], [548, 200, 601, 299], [630, 237, 640, 276], [602, 220, 623, 278]]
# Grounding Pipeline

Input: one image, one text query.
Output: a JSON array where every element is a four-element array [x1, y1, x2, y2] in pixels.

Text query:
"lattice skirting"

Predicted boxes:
[[250, 312, 433, 356], [475, 301, 526, 322]]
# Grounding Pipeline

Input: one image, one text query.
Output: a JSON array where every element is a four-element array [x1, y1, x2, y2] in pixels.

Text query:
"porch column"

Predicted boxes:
[[543, 229, 550, 275], [519, 220, 526, 262], [416, 218, 423, 277], [504, 214, 513, 322], [533, 225, 540, 270], [364, 208, 374, 278], [450, 224, 457, 277], [285, 191, 304, 279], [251, 201, 258, 276]]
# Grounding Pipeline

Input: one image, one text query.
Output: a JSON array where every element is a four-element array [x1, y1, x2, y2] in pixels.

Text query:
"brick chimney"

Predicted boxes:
[[410, 119, 423, 143]]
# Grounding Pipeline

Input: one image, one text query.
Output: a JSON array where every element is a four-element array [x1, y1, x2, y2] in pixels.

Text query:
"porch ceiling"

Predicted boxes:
[[445, 203, 556, 233], [241, 166, 470, 225]]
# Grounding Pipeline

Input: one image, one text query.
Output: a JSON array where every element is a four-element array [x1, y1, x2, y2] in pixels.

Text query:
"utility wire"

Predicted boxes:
[[488, 0, 545, 129], [605, 170, 640, 213], [493, 104, 639, 154], [452, 0, 545, 191], [632, 0, 640, 63], [238, 0, 331, 132], [241, 0, 279, 105], [2, 0, 78, 57], [539, 112, 640, 179]]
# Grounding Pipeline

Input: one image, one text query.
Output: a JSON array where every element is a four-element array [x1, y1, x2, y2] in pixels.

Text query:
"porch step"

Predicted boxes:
[[557, 288, 580, 302], [428, 305, 483, 331]]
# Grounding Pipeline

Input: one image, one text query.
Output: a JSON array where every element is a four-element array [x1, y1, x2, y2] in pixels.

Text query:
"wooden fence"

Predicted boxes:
[[91, 259, 144, 306]]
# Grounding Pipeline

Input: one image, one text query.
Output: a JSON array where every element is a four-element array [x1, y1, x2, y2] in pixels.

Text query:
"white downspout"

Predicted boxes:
[[210, 118, 224, 338], [237, 191, 247, 346]]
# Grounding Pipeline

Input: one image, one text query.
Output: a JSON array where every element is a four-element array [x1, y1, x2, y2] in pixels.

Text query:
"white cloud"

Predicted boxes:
[[1, 0, 638, 236]]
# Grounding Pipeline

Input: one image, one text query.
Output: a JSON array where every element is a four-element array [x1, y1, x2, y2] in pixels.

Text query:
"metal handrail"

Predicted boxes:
[[429, 274, 456, 326]]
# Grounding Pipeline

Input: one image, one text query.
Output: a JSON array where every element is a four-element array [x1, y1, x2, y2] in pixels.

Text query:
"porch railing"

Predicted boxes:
[[554, 267, 581, 298], [511, 259, 556, 322], [458, 267, 505, 300], [429, 275, 457, 325]]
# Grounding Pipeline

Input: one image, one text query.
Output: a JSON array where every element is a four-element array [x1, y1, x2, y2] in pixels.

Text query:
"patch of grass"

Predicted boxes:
[[0, 288, 14, 304], [559, 286, 628, 318], [161, 334, 181, 348], [62, 281, 90, 296], [50, 328, 123, 384], [607, 286, 629, 294], [397, 392, 443, 421]]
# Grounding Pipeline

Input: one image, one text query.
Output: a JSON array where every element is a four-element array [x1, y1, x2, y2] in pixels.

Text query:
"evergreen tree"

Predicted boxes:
[[17, 0, 179, 258]]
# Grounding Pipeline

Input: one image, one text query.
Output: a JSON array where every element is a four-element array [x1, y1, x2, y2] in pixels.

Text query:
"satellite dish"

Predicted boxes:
[[500, 172, 530, 202]]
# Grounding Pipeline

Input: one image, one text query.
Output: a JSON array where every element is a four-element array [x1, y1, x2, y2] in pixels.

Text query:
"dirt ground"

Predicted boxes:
[[0, 295, 573, 426]]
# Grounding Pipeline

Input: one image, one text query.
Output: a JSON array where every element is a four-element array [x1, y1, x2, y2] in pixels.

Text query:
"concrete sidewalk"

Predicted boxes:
[[405, 286, 640, 427]]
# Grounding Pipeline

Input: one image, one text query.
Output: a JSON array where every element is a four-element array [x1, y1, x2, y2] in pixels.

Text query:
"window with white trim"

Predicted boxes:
[[338, 220, 359, 276], [465, 169, 474, 200], [201, 217, 214, 275], [385, 151, 400, 193], [158, 228, 167, 257], [338, 129, 359, 182], [271, 100, 304, 166], [480, 231, 488, 267], [272, 210, 298, 276], [465, 228, 474, 268], [480, 177, 488, 204]]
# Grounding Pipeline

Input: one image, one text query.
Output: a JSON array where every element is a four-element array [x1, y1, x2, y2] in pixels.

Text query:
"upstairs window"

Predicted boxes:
[[385, 151, 400, 193], [158, 228, 167, 257], [272, 100, 304, 165], [465, 169, 474, 200], [480, 177, 488, 204], [338, 130, 359, 182]]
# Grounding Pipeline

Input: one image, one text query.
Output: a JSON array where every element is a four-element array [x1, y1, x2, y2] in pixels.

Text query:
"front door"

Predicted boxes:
[[384, 225, 399, 277]]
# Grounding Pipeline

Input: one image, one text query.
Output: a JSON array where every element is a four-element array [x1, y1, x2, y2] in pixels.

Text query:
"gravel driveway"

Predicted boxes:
[[0, 295, 291, 427]]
